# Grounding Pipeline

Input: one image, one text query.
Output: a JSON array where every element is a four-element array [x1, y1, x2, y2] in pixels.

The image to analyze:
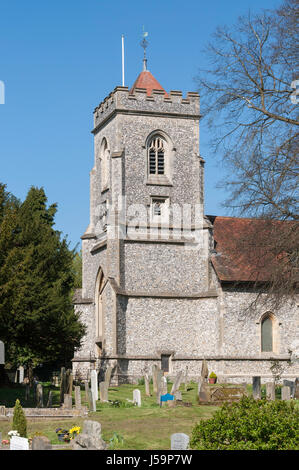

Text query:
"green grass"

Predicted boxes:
[[0, 381, 219, 450]]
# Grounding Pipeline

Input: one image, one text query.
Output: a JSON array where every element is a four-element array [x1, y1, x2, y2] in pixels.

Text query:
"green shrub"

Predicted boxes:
[[190, 397, 299, 450], [12, 399, 27, 438]]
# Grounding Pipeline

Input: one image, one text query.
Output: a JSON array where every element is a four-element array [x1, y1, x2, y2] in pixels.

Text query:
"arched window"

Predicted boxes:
[[261, 314, 273, 352], [100, 138, 109, 190], [148, 136, 165, 175]]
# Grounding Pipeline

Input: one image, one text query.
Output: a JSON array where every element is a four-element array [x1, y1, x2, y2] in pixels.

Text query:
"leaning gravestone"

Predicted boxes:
[[133, 389, 141, 407], [171, 433, 189, 450], [10, 436, 29, 450], [171, 371, 183, 395], [252, 376, 261, 399]]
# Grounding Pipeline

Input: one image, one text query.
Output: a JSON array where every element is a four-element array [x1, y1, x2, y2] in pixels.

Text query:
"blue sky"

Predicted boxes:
[[0, 0, 282, 249]]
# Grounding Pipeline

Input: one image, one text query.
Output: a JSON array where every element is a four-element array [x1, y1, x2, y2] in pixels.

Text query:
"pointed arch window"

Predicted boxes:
[[261, 314, 273, 352], [148, 136, 165, 175]]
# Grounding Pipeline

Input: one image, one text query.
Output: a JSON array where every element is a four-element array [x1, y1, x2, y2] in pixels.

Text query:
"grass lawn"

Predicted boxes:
[[0, 381, 219, 450]]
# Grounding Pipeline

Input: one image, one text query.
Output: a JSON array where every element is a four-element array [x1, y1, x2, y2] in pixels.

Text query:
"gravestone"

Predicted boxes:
[[144, 373, 151, 396], [152, 365, 158, 393], [99, 381, 108, 402], [64, 393, 72, 409], [10, 436, 29, 450], [201, 359, 209, 381], [252, 376, 261, 399], [266, 382, 276, 401], [36, 383, 43, 408], [171, 370, 183, 395], [133, 389, 141, 407], [88, 389, 96, 412], [174, 390, 182, 401], [283, 380, 295, 398], [91, 370, 98, 401], [198, 378, 210, 403], [294, 378, 299, 399], [59, 367, 66, 404], [72, 420, 107, 450], [84, 380, 89, 401], [32, 436, 52, 450], [0, 405, 5, 416], [210, 386, 247, 403], [184, 366, 189, 391], [171, 433, 189, 450], [0, 340, 4, 364], [75, 386, 82, 409], [104, 367, 113, 386], [46, 390, 53, 408], [161, 376, 168, 395], [66, 370, 73, 395], [281, 385, 291, 401], [18, 366, 24, 384]]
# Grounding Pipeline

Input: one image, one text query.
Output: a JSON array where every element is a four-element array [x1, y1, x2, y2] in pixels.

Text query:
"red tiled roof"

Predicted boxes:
[[210, 216, 297, 283], [130, 70, 168, 97]]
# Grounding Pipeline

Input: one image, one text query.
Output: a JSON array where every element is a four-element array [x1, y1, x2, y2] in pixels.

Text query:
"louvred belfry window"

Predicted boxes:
[[148, 137, 165, 175]]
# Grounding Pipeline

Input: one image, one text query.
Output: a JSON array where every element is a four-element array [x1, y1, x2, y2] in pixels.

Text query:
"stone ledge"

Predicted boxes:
[[4, 407, 88, 418]]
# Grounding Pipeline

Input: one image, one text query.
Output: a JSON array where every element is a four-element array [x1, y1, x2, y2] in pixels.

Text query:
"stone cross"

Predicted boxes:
[[252, 376, 261, 399], [133, 389, 141, 407], [91, 370, 98, 401], [266, 382, 275, 401], [171, 433, 190, 450]]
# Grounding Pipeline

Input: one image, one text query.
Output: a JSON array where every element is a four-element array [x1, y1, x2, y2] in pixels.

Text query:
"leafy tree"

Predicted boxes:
[[0, 185, 85, 377], [196, 0, 298, 301]]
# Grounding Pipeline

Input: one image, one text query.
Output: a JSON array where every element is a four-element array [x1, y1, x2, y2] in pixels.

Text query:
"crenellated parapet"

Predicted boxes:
[[92, 86, 200, 133]]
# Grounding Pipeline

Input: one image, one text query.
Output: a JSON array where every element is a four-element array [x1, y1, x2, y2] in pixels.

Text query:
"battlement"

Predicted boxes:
[[92, 86, 200, 133]]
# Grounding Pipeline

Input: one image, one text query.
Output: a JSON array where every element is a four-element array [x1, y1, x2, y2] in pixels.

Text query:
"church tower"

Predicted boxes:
[[72, 57, 218, 383]]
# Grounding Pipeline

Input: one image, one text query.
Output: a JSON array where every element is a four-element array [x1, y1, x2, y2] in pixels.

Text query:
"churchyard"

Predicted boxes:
[[0, 363, 298, 450]]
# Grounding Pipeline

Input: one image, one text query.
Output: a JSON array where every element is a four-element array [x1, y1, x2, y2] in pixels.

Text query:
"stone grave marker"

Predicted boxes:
[[0, 405, 6, 416], [59, 367, 66, 404], [84, 380, 89, 401], [36, 383, 43, 408], [32, 436, 52, 450], [72, 420, 107, 450], [18, 366, 24, 383], [46, 390, 53, 408], [64, 393, 72, 409], [88, 389, 96, 412], [99, 381, 108, 402], [105, 366, 113, 386], [294, 378, 299, 399], [75, 386, 82, 409], [174, 390, 182, 401], [0, 340, 4, 364], [171, 433, 190, 450], [201, 359, 209, 381], [161, 376, 168, 395], [152, 365, 158, 393], [266, 382, 275, 401], [283, 380, 295, 398], [252, 376, 261, 399], [144, 373, 151, 396], [184, 366, 189, 391], [66, 370, 73, 395], [10, 436, 29, 450], [281, 385, 291, 401], [198, 378, 210, 403], [91, 370, 98, 401], [133, 389, 141, 407], [171, 370, 183, 395]]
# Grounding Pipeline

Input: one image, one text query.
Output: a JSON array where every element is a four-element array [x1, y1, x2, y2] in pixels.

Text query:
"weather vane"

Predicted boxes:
[[140, 27, 149, 71]]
